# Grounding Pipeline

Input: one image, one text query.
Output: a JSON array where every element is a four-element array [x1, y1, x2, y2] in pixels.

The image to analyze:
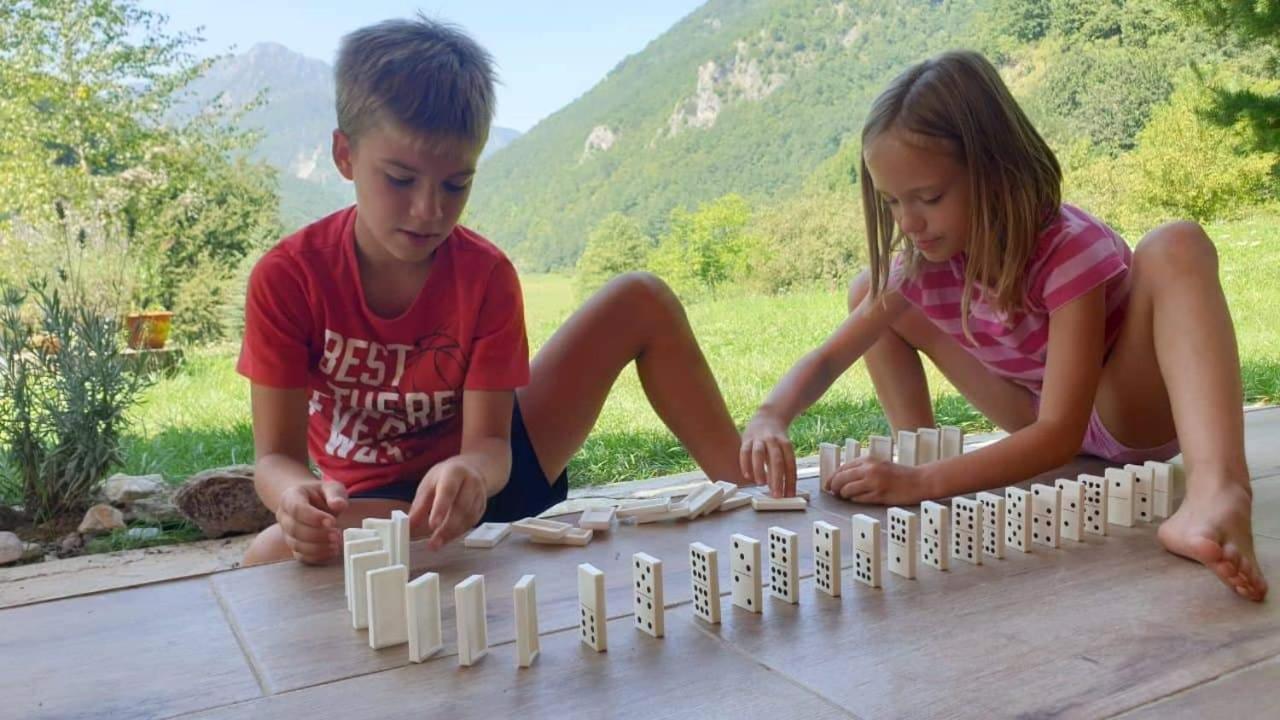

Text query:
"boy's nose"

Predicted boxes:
[[410, 190, 444, 222]]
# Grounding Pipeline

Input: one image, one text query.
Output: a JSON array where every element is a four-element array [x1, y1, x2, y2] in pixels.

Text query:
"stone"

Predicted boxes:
[[21, 542, 43, 561], [125, 527, 161, 541], [103, 473, 165, 505], [174, 465, 274, 539], [0, 531, 23, 564], [58, 532, 84, 555], [78, 504, 126, 535], [0, 504, 23, 532], [125, 494, 184, 525]]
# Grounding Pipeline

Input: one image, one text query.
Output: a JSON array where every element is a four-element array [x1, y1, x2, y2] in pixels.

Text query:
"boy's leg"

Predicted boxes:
[[243, 498, 413, 566], [1093, 221, 1266, 601], [849, 271, 1038, 435], [515, 272, 743, 485]]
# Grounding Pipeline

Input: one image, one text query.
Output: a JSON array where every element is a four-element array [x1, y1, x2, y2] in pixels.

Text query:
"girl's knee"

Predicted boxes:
[[600, 271, 686, 323], [1136, 221, 1218, 275], [243, 523, 292, 566]]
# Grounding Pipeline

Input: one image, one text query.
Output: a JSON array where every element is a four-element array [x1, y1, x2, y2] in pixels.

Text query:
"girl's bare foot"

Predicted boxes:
[[1157, 479, 1268, 601]]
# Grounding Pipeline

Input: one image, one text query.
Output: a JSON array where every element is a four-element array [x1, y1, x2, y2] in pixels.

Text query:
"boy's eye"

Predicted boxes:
[[443, 181, 470, 194], [386, 174, 413, 187]]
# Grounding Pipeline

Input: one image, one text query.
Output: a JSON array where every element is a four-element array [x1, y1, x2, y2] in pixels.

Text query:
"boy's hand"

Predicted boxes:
[[828, 458, 931, 505], [740, 413, 796, 497], [409, 458, 488, 551], [276, 480, 349, 564]]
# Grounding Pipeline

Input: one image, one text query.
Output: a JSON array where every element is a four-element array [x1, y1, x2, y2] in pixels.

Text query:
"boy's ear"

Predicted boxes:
[[332, 129, 355, 181]]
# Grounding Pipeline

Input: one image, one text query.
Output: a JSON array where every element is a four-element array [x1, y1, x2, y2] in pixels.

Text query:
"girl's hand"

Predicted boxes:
[[410, 459, 489, 551], [276, 480, 349, 564], [829, 458, 933, 506], [740, 413, 797, 497]]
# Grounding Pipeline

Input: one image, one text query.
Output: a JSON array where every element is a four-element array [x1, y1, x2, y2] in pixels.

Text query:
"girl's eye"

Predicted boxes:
[[883, 197, 899, 206], [923, 194, 943, 205], [386, 174, 413, 187]]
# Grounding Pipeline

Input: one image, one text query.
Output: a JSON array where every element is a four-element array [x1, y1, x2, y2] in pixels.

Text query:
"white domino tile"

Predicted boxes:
[[1054, 478, 1085, 542], [455, 575, 489, 666], [730, 534, 763, 613], [407, 572, 443, 663], [513, 574, 540, 667], [920, 500, 950, 570], [851, 513, 882, 588], [812, 521, 842, 597], [768, 527, 799, 603], [632, 553, 665, 638], [689, 543, 721, 624], [1031, 483, 1062, 549], [1005, 487, 1032, 553], [977, 492, 1005, 559], [888, 507, 918, 579], [578, 563, 607, 651], [950, 496, 983, 565]]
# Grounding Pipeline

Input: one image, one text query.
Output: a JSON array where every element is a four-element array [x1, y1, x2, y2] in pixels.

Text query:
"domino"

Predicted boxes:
[[1054, 478, 1085, 542], [1105, 467, 1136, 528], [464, 522, 512, 549], [768, 527, 800, 603], [687, 483, 726, 518], [1005, 487, 1032, 552], [344, 535, 383, 612], [940, 426, 964, 459], [634, 500, 690, 523], [887, 507, 918, 579], [1078, 473, 1110, 536], [578, 506, 617, 531], [897, 430, 920, 466], [455, 575, 488, 666], [406, 572, 443, 663], [689, 542, 722, 624], [362, 517, 394, 557], [976, 491, 1005, 559], [844, 439, 861, 467], [349, 549, 390, 630], [615, 498, 671, 519], [950, 496, 983, 565], [577, 563, 607, 651], [868, 435, 893, 461], [819, 442, 842, 493], [511, 516, 573, 540], [719, 494, 753, 512], [851, 514, 882, 587], [752, 495, 808, 511], [730, 534, 763, 613], [1146, 460, 1178, 518], [917, 427, 940, 464], [632, 553, 664, 637], [1125, 464, 1154, 522], [390, 510, 410, 567], [920, 500, 950, 570], [812, 521, 843, 597], [1031, 483, 1062, 549], [513, 575, 540, 667], [714, 480, 741, 499], [530, 527, 594, 546], [367, 564, 409, 650]]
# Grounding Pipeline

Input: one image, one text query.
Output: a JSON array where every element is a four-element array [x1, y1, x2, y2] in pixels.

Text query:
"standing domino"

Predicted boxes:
[[950, 497, 983, 565], [689, 543, 721, 624], [768, 527, 800, 604], [851, 514, 882, 588], [868, 435, 893, 461], [350, 549, 390, 630], [920, 500, 951, 570], [406, 572, 443, 663], [1125, 464, 1154, 522], [1105, 467, 1136, 527], [455, 575, 489, 666], [940, 426, 964, 459], [819, 443, 842, 493], [917, 428, 940, 464], [976, 492, 1005, 559], [812, 521, 842, 597], [1078, 474, 1110, 536], [390, 510, 410, 567], [1031, 483, 1062, 549], [366, 564, 409, 649], [887, 508, 918, 579], [344, 535, 383, 612], [1005, 488, 1032, 553], [730, 534, 763, 613], [1054, 478, 1085, 542], [513, 575, 540, 667], [632, 553, 664, 638], [897, 430, 920, 466], [578, 563, 607, 651], [1146, 460, 1178, 518], [844, 439, 861, 467]]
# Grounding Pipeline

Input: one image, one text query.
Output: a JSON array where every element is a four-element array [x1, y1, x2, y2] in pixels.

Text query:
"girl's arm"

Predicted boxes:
[[743, 287, 910, 495], [919, 285, 1107, 498]]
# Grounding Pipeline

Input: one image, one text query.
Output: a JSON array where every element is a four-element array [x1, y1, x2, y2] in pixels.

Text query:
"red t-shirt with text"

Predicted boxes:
[[237, 207, 529, 495]]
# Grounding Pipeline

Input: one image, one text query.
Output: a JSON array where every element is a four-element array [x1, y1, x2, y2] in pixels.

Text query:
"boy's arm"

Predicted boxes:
[[410, 388, 514, 549]]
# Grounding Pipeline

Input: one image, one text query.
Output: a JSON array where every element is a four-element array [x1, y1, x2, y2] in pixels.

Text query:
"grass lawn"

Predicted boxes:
[[95, 204, 1280, 492]]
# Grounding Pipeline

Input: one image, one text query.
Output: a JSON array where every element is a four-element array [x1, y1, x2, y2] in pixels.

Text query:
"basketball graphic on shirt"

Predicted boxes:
[[400, 329, 467, 395]]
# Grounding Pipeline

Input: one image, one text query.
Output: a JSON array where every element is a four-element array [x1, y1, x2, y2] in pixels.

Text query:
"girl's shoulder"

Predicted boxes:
[[1033, 204, 1126, 261], [1027, 204, 1131, 312]]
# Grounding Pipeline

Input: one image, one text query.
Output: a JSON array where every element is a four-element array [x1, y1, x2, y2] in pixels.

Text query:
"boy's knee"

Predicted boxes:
[[604, 271, 685, 321], [243, 523, 293, 566], [848, 269, 873, 313], [1137, 221, 1218, 275]]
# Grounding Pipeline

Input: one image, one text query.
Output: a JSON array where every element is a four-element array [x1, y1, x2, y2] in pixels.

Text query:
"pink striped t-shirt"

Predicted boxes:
[[892, 204, 1131, 395]]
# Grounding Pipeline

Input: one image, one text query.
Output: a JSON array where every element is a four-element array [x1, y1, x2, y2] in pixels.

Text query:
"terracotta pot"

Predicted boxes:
[[125, 311, 174, 350]]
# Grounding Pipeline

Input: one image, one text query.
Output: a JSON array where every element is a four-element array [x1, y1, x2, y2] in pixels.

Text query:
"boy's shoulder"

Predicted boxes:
[[270, 205, 358, 265], [448, 223, 514, 271]]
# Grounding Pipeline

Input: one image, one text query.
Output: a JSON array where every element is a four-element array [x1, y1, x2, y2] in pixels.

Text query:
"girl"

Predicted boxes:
[[740, 50, 1266, 602]]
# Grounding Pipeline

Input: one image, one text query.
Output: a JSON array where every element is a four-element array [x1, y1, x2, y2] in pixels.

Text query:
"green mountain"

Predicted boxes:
[[465, 0, 1201, 271]]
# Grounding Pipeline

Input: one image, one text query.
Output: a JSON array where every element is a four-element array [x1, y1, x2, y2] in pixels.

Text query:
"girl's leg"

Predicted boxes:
[[1093, 221, 1266, 601], [848, 271, 1038, 436], [516, 272, 744, 485]]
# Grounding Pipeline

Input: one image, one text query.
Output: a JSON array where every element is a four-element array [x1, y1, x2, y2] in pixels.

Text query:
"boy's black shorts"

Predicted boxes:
[[349, 399, 569, 523]]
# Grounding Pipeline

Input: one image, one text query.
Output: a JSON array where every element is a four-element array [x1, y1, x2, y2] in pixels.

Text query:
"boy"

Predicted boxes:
[[238, 16, 747, 565]]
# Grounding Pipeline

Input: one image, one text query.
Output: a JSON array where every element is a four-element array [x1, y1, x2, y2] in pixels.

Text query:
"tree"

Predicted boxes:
[[575, 213, 654, 300], [648, 194, 754, 298]]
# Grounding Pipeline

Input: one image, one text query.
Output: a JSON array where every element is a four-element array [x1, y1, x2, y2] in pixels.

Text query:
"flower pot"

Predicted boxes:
[[125, 311, 174, 350]]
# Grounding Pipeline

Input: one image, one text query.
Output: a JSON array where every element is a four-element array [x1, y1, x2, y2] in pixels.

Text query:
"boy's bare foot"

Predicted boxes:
[[1157, 480, 1268, 602]]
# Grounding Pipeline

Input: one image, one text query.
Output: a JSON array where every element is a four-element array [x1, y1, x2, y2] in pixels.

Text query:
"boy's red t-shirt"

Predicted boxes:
[[236, 206, 530, 495]]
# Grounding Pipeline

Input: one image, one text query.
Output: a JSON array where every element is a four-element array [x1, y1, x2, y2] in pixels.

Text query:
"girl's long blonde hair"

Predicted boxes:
[[861, 50, 1062, 337]]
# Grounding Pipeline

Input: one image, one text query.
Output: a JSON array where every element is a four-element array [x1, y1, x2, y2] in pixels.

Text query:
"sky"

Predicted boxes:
[[138, 0, 707, 132]]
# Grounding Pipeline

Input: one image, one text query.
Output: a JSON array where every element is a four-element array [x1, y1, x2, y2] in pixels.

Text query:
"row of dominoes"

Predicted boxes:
[[820, 426, 965, 491]]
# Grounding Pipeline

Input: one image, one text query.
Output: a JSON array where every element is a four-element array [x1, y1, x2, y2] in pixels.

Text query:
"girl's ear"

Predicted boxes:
[[331, 130, 355, 181]]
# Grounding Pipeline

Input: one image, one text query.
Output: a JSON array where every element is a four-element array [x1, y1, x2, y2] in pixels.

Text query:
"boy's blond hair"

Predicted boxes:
[[860, 50, 1061, 336], [335, 14, 496, 145]]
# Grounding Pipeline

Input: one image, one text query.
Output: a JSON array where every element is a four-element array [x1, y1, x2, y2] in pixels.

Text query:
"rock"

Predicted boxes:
[[174, 465, 274, 539], [78, 504, 126, 535], [0, 504, 22, 532], [126, 495, 184, 525], [21, 542, 43, 561], [103, 473, 165, 505], [125, 527, 160, 541], [0, 531, 23, 564], [58, 532, 84, 555]]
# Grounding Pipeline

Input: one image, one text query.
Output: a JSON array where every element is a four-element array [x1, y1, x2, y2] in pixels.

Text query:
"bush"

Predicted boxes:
[[574, 213, 654, 300], [747, 189, 865, 295], [170, 256, 236, 346], [648, 194, 754, 299]]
